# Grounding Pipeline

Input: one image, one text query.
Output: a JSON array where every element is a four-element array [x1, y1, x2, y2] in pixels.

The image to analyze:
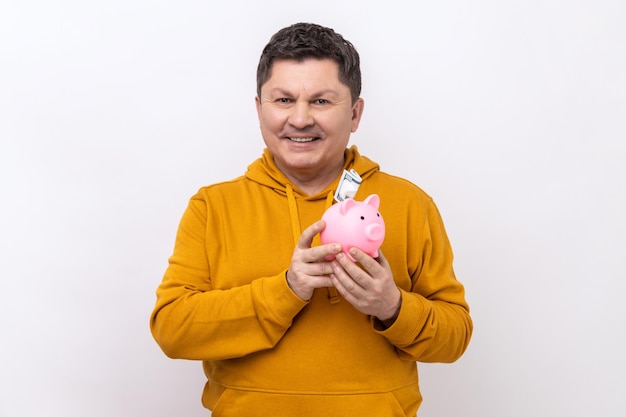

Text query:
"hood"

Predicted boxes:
[[244, 145, 380, 199]]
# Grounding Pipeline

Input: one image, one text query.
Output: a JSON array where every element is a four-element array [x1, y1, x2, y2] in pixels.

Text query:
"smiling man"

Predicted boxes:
[[151, 23, 472, 417], [256, 58, 364, 196]]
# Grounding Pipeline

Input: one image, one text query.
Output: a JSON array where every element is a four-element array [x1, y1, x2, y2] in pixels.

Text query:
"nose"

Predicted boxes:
[[365, 223, 385, 241], [288, 101, 314, 129]]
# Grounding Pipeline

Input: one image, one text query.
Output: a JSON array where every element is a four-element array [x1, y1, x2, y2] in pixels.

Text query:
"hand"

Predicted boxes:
[[286, 220, 343, 301], [330, 248, 401, 324]]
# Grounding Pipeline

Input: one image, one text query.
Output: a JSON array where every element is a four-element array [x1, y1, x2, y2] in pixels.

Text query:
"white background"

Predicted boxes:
[[1, 1, 624, 416]]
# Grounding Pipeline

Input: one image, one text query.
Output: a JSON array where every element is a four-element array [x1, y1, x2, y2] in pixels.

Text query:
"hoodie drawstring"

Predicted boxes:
[[324, 191, 341, 304], [286, 184, 302, 247], [286, 185, 341, 304]]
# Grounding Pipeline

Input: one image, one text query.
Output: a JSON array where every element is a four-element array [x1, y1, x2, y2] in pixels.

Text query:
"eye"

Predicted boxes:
[[314, 99, 329, 105], [277, 98, 292, 104], [360, 216, 365, 220], [377, 213, 380, 217]]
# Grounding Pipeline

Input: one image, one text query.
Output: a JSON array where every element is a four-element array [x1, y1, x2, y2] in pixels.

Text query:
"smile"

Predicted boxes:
[[288, 137, 318, 143]]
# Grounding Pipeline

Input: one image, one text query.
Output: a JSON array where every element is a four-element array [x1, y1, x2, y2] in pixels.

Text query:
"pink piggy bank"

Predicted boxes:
[[320, 194, 385, 261]]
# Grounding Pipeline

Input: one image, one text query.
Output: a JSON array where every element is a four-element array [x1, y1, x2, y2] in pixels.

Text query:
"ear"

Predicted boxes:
[[350, 98, 365, 133], [364, 194, 380, 210], [340, 198, 357, 215], [255, 95, 262, 121]]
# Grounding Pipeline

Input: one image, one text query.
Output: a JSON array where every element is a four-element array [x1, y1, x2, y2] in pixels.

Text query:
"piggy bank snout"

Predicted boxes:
[[365, 223, 384, 241]]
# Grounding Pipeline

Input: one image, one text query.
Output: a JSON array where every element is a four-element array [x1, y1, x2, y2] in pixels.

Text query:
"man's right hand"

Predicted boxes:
[[286, 220, 342, 301]]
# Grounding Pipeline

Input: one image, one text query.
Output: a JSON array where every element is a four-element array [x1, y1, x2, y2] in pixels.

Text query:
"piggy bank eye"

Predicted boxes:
[[360, 216, 365, 220], [377, 213, 380, 217]]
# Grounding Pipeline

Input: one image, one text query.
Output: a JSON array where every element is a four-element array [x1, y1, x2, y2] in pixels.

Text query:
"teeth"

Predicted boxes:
[[288, 137, 316, 142]]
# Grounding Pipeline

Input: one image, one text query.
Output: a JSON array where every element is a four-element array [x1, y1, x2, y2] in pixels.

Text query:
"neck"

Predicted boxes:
[[282, 162, 344, 196]]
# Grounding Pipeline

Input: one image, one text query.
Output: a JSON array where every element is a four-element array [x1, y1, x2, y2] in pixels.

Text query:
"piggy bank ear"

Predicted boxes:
[[364, 194, 380, 210], [339, 198, 357, 215]]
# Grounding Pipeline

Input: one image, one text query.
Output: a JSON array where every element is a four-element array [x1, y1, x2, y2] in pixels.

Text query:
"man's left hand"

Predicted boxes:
[[330, 248, 401, 325]]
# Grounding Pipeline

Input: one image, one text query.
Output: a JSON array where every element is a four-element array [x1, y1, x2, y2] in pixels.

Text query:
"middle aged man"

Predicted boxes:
[[151, 22, 473, 417]]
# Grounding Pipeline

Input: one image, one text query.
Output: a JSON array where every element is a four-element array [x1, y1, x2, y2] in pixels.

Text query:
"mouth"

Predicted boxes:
[[287, 136, 319, 143], [287, 137, 319, 143]]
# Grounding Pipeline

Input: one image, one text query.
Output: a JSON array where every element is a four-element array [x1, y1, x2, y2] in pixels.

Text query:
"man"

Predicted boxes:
[[151, 22, 472, 416]]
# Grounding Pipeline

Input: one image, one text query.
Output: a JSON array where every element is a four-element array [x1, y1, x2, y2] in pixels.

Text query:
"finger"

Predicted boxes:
[[347, 247, 383, 276], [330, 269, 363, 300], [295, 243, 341, 265], [297, 221, 343, 263], [334, 252, 369, 288], [374, 248, 390, 268], [297, 220, 325, 249], [331, 256, 368, 292], [304, 258, 335, 277]]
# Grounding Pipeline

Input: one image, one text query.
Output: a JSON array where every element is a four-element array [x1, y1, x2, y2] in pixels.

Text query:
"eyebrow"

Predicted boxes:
[[266, 88, 341, 99]]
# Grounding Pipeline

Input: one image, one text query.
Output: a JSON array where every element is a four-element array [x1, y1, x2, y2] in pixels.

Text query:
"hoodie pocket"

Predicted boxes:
[[211, 388, 417, 417]]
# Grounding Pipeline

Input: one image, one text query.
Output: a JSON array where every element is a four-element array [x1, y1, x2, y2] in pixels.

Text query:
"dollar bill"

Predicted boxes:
[[334, 169, 362, 202]]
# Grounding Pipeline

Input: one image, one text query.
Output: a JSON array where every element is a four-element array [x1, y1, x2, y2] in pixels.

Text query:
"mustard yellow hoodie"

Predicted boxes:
[[150, 146, 472, 416]]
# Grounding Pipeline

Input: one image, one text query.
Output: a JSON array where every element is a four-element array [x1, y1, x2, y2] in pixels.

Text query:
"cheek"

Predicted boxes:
[[317, 111, 349, 132], [332, 112, 357, 135], [259, 108, 286, 132]]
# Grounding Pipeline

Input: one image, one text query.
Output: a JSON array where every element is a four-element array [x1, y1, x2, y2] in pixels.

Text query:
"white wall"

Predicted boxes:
[[1, 1, 624, 416]]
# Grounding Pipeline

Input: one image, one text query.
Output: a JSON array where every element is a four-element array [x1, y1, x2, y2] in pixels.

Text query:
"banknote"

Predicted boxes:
[[334, 169, 362, 202]]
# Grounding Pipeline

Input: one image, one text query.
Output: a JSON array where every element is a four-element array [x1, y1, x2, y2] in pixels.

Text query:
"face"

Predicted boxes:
[[255, 58, 364, 186]]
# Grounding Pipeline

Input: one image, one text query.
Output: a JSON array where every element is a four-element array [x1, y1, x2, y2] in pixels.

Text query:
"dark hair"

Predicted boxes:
[[256, 23, 362, 103]]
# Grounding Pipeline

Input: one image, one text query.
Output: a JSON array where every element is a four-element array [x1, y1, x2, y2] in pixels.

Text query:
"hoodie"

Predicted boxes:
[[150, 145, 472, 417]]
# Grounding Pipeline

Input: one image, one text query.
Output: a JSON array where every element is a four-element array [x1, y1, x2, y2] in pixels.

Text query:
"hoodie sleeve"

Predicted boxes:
[[374, 199, 473, 363], [150, 196, 308, 361]]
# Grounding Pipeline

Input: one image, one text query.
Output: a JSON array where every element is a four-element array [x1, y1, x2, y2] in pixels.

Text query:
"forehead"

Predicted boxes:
[[262, 58, 344, 91]]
